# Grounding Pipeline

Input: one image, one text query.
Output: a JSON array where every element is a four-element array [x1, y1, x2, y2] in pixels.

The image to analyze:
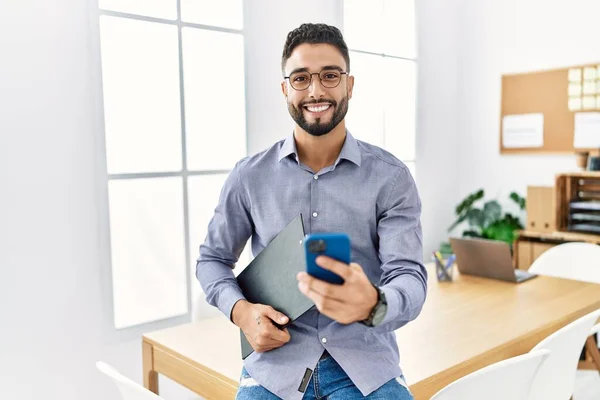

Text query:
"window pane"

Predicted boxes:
[[346, 52, 384, 147], [344, 0, 416, 58], [344, 0, 384, 54], [182, 29, 246, 171], [384, 58, 416, 161], [383, 0, 416, 58], [188, 174, 251, 321], [181, 0, 243, 29], [99, 0, 177, 20], [108, 177, 187, 329], [100, 16, 182, 174]]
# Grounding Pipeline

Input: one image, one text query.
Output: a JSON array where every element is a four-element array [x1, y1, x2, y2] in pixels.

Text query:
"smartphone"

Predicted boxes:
[[304, 233, 351, 285]]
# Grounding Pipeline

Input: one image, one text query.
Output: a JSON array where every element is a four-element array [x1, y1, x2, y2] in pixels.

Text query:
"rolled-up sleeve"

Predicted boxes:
[[374, 166, 427, 333], [196, 160, 253, 320]]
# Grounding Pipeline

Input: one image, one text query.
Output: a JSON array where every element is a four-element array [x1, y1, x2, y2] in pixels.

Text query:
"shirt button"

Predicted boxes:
[[313, 175, 318, 180], [312, 212, 318, 218], [321, 337, 327, 344]]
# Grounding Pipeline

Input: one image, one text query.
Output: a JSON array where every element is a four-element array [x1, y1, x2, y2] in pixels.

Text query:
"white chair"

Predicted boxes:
[[528, 242, 600, 373], [528, 308, 600, 400], [528, 242, 600, 284], [430, 350, 550, 400], [96, 361, 164, 400]]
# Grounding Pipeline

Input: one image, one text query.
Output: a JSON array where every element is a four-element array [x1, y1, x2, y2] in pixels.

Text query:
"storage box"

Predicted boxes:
[[555, 172, 600, 233], [526, 186, 555, 233]]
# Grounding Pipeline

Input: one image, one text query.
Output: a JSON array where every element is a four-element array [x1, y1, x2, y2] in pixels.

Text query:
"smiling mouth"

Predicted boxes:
[[303, 103, 332, 114]]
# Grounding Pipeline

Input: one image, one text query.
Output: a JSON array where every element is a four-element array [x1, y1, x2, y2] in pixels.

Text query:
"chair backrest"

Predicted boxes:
[[96, 361, 164, 400], [528, 308, 600, 400], [430, 350, 550, 400], [528, 242, 600, 283]]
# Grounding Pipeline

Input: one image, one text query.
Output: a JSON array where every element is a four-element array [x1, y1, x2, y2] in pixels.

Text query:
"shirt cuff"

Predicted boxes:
[[219, 286, 246, 322], [379, 285, 404, 327]]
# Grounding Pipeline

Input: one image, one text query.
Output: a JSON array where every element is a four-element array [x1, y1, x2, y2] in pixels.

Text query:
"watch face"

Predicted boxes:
[[372, 302, 388, 326]]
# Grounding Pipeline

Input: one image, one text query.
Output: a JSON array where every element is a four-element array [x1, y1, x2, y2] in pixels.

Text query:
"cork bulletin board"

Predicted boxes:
[[500, 63, 600, 154]]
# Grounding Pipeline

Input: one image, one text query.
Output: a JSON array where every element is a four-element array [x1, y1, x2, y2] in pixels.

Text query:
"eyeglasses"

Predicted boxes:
[[284, 68, 348, 91]]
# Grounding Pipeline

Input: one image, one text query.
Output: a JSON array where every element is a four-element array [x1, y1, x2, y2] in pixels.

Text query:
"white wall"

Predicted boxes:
[[455, 0, 599, 212], [0, 1, 341, 399], [0, 0, 166, 398], [414, 0, 462, 257]]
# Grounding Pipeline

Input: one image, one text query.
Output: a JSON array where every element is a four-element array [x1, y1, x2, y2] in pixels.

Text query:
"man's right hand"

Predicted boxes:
[[231, 300, 291, 353]]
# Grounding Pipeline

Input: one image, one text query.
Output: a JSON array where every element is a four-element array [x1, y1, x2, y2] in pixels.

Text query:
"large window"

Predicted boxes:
[[343, 0, 417, 178], [96, 0, 247, 329]]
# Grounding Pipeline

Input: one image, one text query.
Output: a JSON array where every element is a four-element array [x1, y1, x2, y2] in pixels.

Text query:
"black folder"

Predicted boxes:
[[236, 214, 314, 359]]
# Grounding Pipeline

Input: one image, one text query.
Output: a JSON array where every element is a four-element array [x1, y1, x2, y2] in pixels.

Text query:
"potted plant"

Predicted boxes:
[[439, 189, 526, 255]]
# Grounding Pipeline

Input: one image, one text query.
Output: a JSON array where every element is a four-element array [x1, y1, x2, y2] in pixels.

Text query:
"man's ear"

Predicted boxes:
[[347, 75, 355, 100], [281, 81, 288, 98]]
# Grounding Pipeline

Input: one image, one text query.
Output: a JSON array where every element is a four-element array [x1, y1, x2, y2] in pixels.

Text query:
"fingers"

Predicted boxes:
[[262, 316, 291, 343], [298, 280, 345, 311], [264, 305, 289, 325], [297, 273, 345, 301], [252, 316, 291, 353], [259, 306, 291, 343], [316, 256, 353, 280]]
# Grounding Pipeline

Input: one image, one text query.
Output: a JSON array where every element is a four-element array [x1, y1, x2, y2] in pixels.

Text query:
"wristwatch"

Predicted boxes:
[[360, 284, 388, 327]]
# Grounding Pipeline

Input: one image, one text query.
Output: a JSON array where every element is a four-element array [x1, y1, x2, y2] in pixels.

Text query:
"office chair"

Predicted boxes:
[[430, 350, 550, 400], [528, 242, 600, 373], [528, 308, 600, 400], [96, 361, 164, 400]]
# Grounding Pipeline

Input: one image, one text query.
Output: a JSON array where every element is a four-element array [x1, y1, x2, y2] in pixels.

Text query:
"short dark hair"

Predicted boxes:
[[281, 23, 350, 74]]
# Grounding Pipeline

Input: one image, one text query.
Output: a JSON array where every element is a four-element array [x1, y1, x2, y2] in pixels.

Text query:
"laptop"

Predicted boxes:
[[450, 237, 537, 283]]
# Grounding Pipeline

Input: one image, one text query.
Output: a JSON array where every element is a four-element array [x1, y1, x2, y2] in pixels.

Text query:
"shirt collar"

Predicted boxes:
[[277, 130, 362, 167]]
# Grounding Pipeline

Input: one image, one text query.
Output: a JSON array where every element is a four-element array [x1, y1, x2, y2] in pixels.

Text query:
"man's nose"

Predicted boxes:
[[307, 74, 326, 98]]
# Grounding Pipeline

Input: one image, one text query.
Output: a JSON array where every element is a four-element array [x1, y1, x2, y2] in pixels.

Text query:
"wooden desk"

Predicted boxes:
[[142, 264, 600, 400]]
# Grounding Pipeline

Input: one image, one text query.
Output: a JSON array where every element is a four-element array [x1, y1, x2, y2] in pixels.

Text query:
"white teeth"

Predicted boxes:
[[306, 104, 331, 113]]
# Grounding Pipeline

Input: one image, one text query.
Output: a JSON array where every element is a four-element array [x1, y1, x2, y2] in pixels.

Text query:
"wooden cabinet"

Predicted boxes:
[[516, 241, 533, 270], [532, 242, 555, 261], [515, 240, 555, 270], [514, 230, 600, 270]]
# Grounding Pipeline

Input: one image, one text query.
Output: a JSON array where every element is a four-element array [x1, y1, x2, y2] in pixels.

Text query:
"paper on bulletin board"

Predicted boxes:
[[568, 68, 582, 82], [583, 81, 597, 95], [568, 83, 582, 96], [583, 96, 596, 110], [569, 98, 582, 111], [583, 67, 597, 81], [574, 112, 600, 149], [502, 113, 544, 148]]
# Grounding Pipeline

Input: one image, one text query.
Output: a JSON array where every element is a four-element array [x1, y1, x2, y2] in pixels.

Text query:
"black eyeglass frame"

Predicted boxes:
[[284, 69, 349, 91]]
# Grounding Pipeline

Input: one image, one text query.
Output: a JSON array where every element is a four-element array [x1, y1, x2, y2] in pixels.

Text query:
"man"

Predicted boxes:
[[197, 23, 426, 400]]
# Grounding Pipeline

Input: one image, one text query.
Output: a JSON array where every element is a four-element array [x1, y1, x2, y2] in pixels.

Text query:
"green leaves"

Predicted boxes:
[[446, 189, 525, 247], [509, 191, 526, 210], [483, 200, 502, 225], [455, 189, 484, 215], [467, 208, 484, 229]]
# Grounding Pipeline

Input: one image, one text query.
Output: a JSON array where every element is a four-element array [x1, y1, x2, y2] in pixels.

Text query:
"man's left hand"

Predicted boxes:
[[297, 256, 378, 325]]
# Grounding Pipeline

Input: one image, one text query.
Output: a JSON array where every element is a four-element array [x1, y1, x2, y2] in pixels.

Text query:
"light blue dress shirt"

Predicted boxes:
[[196, 131, 427, 399]]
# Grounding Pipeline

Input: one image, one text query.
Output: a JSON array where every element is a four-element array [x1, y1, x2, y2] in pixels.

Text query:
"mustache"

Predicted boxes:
[[299, 99, 336, 107]]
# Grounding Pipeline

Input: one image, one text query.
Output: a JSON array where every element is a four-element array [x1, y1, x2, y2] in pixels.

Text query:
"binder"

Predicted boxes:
[[236, 214, 313, 359]]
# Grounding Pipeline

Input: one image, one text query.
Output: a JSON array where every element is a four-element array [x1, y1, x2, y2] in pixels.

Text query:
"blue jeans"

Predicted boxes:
[[235, 352, 413, 399]]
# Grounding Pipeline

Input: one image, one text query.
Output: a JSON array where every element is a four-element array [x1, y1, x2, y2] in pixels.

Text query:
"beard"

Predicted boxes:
[[288, 96, 349, 137]]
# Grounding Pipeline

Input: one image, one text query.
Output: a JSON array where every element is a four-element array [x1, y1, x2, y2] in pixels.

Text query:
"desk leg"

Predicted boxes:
[[143, 340, 159, 394]]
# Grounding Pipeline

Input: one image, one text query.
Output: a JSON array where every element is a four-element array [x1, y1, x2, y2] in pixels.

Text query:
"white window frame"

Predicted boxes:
[[341, 0, 417, 174], [88, 0, 247, 338]]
